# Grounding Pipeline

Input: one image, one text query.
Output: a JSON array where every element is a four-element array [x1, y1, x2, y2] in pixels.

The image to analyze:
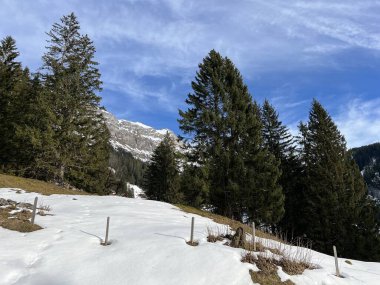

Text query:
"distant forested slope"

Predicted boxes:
[[351, 143, 380, 200]]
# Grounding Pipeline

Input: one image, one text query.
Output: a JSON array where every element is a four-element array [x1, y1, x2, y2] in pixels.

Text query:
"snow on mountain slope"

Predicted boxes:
[[1, 188, 380, 285], [102, 110, 178, 162]]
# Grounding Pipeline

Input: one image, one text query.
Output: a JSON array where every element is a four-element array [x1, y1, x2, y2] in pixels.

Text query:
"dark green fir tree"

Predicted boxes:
[[299, 99, 380, 261], [144, 133, 182, 203], [260, 100, 302, 233], [41, 13, 110, 193], [178, 50, 283, 223]]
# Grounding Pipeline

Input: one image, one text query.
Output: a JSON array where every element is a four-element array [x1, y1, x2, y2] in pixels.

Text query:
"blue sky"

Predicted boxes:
[[1, 0, 380, 147]]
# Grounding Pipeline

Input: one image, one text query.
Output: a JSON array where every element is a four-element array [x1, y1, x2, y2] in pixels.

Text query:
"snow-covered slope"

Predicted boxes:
[[1, 188, 380, 285], [102, 110, 178, 162]]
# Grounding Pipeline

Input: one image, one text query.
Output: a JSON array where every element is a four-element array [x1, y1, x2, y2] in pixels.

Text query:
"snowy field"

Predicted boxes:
[[1, 188, 380, 285]]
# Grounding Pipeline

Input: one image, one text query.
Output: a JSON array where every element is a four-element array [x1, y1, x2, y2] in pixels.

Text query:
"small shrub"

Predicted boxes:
[[38, 203, 51, 212]]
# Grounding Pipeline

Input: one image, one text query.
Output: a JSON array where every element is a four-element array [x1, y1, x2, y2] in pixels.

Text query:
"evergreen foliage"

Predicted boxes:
[[260, 100, 303, 233], [351, 143, 380, 203], [178, 50, 283, 224], [0, 36, 23, 168], [298, 100, 380, 261], [180, 163, 209, 207], [144, 133, 182, 203], [40, 13, 110, 193], [0, 14, 111, 195], [109, 147, 147, 188]]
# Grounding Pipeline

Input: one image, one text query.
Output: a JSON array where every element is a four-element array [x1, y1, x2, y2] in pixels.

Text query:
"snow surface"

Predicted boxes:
[[128, 184, 145, 199], [1, 188, 380, 285]]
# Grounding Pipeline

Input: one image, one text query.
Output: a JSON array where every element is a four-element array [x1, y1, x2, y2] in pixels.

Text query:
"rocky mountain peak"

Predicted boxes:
[[102, 110, 179, 162]]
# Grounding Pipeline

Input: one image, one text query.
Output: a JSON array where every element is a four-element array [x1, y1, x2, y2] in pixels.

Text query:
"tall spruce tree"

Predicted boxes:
[[243, 102, 284, 226], [41, 13, 110, 193], [178, 50, 283, 223], [261, 100, 302, 233], [299, 100, 380, 261], [144, 133, 182, 203], [0, 36, 22, 169]]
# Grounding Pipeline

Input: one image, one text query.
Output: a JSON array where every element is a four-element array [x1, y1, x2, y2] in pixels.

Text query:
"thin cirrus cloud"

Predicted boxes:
[[0, 0, 379, 147]]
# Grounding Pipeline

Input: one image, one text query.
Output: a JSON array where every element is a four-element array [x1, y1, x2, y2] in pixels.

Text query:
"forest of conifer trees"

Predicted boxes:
[[145, 50, 380, 261], [1, 14, 379, 262], [0, 13, 113, 194]]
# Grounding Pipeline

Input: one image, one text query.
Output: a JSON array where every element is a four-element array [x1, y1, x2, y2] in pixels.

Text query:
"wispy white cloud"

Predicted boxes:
[[0, 0, 379, 139], [335, 98, 380, 148]]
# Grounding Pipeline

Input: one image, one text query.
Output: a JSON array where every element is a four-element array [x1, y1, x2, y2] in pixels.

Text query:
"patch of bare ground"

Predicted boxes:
[[247, 256, 295, 285], [0, 207, 42, 232], [0, 173, 89, 195]]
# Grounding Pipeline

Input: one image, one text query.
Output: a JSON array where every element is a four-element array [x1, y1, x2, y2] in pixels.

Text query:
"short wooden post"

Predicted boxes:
[[252, 222, 256, 251], [31, 197, 38, 224], [333, 245, 340, 277], [104, 217, 110, 245], [190, 217, 195, 244]]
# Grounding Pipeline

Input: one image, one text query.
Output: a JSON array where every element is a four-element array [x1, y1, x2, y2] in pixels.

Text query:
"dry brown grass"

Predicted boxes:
[[176, 205, 283, 243], [275, 258, 315, 276], [206, 225, 230, 243], [246, 256, 295, 285], [0, 173, 89, 195], [0, 207, 42, 232]]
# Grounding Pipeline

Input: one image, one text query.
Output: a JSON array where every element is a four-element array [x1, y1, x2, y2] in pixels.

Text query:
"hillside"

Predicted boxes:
[[0, 174, 89, 196], [1, 188, 379, 285], [351, 143, 380, 200]]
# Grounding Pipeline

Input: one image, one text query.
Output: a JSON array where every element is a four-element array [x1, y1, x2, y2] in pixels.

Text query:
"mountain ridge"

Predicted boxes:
[[102, 110, 178, 162]]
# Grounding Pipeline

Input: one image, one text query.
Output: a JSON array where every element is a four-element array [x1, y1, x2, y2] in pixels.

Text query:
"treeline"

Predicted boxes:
[[109, 147, 147, 192], [144, 50, 380, 261], [0, 13, 113, 194]]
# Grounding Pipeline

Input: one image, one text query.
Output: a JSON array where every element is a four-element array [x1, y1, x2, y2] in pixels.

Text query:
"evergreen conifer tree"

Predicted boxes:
[[41, 13, 110, 193], [299, 100, 380, 261], [243, 102, 284, 225], [178, 50, 283, 223], [260, 100, 302, 233], [0, 36, 22, 169], [144, 133, 182, 203]]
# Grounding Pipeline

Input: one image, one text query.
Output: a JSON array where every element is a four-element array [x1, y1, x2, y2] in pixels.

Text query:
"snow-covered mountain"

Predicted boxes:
[[102, 110, 179, 162]]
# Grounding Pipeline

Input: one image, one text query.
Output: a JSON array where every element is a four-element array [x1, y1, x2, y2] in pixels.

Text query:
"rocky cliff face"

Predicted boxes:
[[102, 110, 178, 162]]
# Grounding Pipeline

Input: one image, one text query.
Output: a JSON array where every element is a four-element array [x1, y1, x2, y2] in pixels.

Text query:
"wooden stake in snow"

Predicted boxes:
[[252, 222, 256, 251], [31, 197, 38, 225], [190, 217, 195, 244], [104, 217, 110, 246], [333, 245, 341, 277]]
